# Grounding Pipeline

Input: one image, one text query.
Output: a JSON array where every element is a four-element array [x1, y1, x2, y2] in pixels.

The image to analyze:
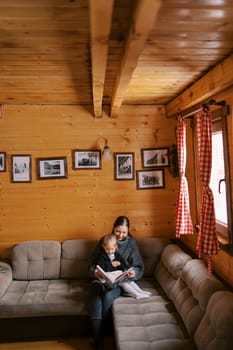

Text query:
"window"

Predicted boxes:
[[210, 115, 232, 251]]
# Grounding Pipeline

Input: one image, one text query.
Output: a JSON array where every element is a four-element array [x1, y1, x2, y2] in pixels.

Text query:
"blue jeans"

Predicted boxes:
[[87, 280, 122, 320]]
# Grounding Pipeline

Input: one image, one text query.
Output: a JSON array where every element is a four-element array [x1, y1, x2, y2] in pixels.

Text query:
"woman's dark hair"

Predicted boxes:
[[113, 216, 130, 229]]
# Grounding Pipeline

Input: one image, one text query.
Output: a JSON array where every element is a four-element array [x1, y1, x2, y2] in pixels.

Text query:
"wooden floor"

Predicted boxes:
[[0, 337, 116, 350]]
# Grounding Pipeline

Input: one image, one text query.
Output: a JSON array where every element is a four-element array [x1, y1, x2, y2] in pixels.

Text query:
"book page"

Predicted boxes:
[[96, 265, 134, 287]]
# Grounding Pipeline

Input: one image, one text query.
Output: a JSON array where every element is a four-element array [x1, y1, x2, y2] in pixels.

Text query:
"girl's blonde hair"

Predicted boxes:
[[102, 233, 118, 248]]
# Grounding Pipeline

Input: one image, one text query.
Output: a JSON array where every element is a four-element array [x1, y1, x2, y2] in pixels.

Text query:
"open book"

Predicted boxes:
[[96, 265, 134, 288]]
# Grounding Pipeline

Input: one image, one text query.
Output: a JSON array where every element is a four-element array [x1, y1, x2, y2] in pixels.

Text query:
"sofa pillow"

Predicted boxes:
[[170, 259, 225, 337], [136, 237, 170, 277], [61, 239, 97, 279], [159, 244, 192, 279], [12, 240, 61, 280], [181, 259, 225, 310]]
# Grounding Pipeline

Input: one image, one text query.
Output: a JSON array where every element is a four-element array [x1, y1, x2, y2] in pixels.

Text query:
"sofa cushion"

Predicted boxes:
[[0, 279, 89, 317], [136, 237, 170, 277], [160, 244, 192, 279], [113, 290, 195, 350], [12, 241, 61, 280], [154, 244, 192, 298], [194, 291, 233, 350], [61, 239, 97, 279], [169, 259, 224, 337]]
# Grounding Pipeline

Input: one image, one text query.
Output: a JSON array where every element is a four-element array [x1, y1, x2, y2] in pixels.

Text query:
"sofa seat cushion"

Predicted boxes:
[[113, 298, 195, 350], [0, 279, 89, 317], [113, 278, 195, 350]]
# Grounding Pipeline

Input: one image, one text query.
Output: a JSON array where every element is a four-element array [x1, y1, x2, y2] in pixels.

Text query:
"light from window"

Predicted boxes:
[[210, 130, 227, 225]]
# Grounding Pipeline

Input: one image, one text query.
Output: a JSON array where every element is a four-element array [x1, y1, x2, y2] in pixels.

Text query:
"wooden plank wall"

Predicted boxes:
[[182, 84, 233, 288], [0, 104, 177, 259]]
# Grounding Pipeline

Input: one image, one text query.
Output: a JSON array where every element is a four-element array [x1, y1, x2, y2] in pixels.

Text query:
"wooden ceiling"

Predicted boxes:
[[0, 0, 233, 117]]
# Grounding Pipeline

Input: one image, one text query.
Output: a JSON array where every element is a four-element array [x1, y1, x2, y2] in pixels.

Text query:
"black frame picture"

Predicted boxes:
[[37, 157, 68, 180], [114, 152, 135, 180], [136, 169, 165, 190], [11, 155, 32, 183], [141, 148, 169, 168], [0, 152, 6, 172], [72, 150, 101, 170]]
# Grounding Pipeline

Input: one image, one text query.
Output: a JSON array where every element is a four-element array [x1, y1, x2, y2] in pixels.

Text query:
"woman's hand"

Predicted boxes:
[[127, 268, 135, 279]]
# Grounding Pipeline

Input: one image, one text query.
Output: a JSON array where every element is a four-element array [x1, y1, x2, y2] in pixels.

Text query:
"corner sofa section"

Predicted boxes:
[[113, 241, 233, 350]]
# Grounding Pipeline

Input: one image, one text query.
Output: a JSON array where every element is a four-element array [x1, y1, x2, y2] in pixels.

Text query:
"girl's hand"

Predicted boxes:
[[112, 260, 121, 267]]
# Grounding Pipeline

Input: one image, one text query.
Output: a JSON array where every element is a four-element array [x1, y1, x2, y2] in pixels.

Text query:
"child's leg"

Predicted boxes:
[[129, 281, 152, 296], [119, 281, 150, 299]]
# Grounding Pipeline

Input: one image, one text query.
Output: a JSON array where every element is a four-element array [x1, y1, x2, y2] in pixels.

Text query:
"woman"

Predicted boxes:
[[87, 216, 144, 349]]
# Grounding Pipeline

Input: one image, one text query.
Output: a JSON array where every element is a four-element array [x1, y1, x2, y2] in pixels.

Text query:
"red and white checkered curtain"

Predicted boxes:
[[196, 107, 220, 275], [176, 116, 193, 237]]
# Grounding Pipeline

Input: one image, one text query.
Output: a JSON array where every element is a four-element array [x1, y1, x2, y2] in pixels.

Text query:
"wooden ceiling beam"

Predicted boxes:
[[89, 0, 114, 117], [166, 53, 233, 118], [110, 0, 162, 117]]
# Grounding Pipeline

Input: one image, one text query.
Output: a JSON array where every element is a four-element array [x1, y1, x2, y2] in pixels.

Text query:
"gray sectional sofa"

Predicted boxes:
[[0, 237, 233, 349]]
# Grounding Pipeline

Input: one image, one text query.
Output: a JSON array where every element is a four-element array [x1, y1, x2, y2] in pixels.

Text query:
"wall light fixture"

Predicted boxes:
[[102, 138, 112, 161]]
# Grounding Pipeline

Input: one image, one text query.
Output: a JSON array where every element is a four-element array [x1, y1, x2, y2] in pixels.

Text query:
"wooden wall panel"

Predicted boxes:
[[0, 104, 177, 259]]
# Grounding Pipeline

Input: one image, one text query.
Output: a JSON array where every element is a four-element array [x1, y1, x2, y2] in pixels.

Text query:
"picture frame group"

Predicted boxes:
[[1, 146, 169, 189]]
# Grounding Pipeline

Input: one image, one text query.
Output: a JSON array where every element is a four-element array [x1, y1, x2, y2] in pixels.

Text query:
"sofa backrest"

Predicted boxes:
[[12, 240, 61, 280], [194, 291, 233, 350], [168, 259, 225, 337], [60, 239, 97, 279], [154, 245, 225, 338], [11, 237, 168, 281], [154, 243, 192, 295], [136, 237, 170, 277]]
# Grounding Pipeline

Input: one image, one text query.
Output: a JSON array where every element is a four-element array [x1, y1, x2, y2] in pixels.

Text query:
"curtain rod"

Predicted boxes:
[[168, 99, 226, 120]]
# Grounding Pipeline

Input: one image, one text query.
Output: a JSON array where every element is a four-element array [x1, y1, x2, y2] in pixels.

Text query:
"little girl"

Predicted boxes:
[[95, 233, 151, 299]]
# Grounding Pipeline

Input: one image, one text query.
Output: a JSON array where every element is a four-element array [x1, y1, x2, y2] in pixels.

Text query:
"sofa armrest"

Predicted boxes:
[[0, 262, 12, 298]]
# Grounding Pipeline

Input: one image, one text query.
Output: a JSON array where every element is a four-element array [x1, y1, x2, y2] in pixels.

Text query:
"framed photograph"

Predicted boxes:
[[141, 148, 169, 168], [72, 150, 101, 169], [114, 152, 134, 180], [37, 157, 68, 179], [136, 169, 164, 190], [11, 155, 31, 183], [0, 152, 6, 172]]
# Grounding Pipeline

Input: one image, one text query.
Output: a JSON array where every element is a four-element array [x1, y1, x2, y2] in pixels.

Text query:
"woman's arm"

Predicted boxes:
[[120, 237, 144, 280]]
